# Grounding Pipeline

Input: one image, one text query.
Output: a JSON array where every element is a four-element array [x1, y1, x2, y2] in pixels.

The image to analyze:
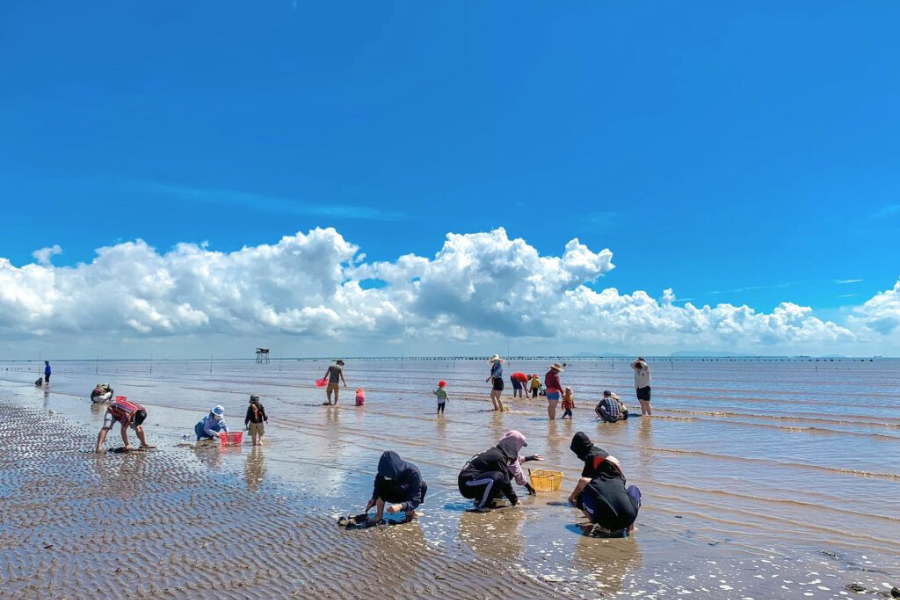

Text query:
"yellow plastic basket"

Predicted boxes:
[[529, 469, 563, 492]]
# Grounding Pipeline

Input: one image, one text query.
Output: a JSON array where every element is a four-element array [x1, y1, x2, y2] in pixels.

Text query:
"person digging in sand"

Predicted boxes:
[[195, 405, 229, 442], [458, 432, 539, 511], [363, 451, 428, 525], [567, 432, 641, 536], [95, 397, 150, 453]]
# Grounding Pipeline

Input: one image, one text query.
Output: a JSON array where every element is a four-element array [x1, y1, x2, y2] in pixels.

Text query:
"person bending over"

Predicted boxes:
[[95, 398, 150, 452], [568, 432, 641, 536], [458, 435, 532, 511], [364, 451, 428, 524]]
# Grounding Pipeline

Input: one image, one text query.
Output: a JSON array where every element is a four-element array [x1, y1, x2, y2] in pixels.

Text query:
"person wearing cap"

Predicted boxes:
[[630, 357, 652, 416], [433, 380, 448, 415], [568, 432, 641, 536], [596, 390, 629, 423], [544, 363, 565, 419], [530, 374, 541, 398], [364, 451, 428, 524], [95, 397, 150, 452], [244, 395, 269, 446], [195, 405, 229, 442], [485, 355, 507, 412], [322, 360, 347, 406]]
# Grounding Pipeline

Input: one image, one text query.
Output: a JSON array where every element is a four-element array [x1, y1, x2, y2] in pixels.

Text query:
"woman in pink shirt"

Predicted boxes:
[[544, 363, 564, 420]]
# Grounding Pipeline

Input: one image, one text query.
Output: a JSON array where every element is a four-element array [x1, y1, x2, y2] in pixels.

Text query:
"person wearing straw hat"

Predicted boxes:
[[568, 432, 641, 536], [195, 405, 230, 442], [485, 354, 507, 412], [544, 363, 565, 419]]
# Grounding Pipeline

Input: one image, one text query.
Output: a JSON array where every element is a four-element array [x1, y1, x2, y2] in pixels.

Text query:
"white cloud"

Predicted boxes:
[[834, 278, 863, 284], [31, 245, 62, 266], [1, 228, 898, 356]]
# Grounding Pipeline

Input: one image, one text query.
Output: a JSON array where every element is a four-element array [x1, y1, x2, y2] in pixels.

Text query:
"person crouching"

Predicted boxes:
[[195, 405, 229, 442], [364, 451, 427, 524]]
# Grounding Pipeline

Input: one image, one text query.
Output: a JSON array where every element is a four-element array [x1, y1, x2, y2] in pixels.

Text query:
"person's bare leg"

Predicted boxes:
[[548, 400, 558, 420], [639, 400, 651, 416], [120, 426, 132, 450], [498, 397, 506, 412], [375, 497, 385, 521], [326, 388, 333, 405], [333, 387, 340, 405], [490, 391, 499, 410], [95, 429, 109, 453], [135, 427, 150, 447]]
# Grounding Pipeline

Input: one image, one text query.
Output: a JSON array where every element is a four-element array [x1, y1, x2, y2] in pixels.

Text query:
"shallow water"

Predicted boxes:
[[2, 357, 898, 598]]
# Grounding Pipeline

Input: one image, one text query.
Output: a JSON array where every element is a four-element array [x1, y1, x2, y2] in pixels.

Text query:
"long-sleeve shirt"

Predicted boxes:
[[245, 404, 268, 425], [44, 364, 51, 376], [371, 451, 426, 513], [433, 388, 448, 402], [195, 413, 228, 439]]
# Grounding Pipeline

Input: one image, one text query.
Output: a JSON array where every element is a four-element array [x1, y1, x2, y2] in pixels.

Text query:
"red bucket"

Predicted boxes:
[[221, 431, 243, 447], [315, 378, 328, 388]]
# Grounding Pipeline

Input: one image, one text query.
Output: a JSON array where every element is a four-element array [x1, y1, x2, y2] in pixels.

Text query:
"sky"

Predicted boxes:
[[1, 1, 898, 358]]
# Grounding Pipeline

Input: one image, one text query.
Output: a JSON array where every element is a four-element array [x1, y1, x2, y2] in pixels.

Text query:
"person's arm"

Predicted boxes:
[[365, 475, 381, 512], [501, 477, 519, 505], [203, 417, 220, 438], [393, 471, 424, 513], [261, 406, 268, 422], [568, 477, 591, 504], [340, 371, 347, 387], [522, 454, 544, 462], [120, 423, 131, 449], [244, 407, 252, 427], [222, 418, 229, 434]]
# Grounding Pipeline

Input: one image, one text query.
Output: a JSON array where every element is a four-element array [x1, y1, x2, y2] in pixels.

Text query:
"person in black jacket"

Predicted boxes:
[[364, 451, 428, 523], [244, 395, 269, 446], [567, 432, 641, 536], [458, 437, 521, 511]]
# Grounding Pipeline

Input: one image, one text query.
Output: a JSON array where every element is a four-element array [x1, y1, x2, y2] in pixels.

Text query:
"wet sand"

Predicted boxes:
[[1, 358, 899, 599]]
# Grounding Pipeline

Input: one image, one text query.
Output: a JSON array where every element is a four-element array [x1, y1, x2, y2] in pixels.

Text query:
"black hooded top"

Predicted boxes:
[[458, 438, 520, 503], [371, 451, 426, 512], [570, 432, 638, 530]]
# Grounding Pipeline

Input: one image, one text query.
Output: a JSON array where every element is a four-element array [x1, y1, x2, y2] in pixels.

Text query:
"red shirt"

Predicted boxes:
[[108, 399, 144, 425], [544, 370, 562, 392]]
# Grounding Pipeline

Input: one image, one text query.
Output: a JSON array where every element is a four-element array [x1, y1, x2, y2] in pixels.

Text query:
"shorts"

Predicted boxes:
[[636, 386, 651, 402], [102, 411, 127, 431], [492, 378, 504, 391], [546, 391, 561, 401], [327, 382, 340, 393], [249, 422, 265, 436]]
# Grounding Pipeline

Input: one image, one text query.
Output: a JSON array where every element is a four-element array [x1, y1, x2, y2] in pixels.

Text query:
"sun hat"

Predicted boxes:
[[549, 363, 565, 372], [489, 354, 502, 362], [438, 380, 447, 387], [605, 455, 622, 472], [249, 395, 260, 403], [532, 374, 539, 378], [212, 405, 225, 417]]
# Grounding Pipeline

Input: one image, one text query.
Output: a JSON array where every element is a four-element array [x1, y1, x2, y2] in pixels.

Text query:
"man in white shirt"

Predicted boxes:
[[630, 357, 652, 416]]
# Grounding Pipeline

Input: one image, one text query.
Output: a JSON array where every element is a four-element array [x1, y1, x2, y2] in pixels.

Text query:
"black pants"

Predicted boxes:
[[532, 388, 538, 398], [437, 402, 445, 414], [459, 471, 507, 509], [375, 480, 428, 507], [44, 374, 51, 383]]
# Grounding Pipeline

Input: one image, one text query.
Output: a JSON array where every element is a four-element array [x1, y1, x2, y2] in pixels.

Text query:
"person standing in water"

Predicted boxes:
[[322, 360, 347, 406], [244, 395, 268, 446], [530, 374, 541, 398], [544, 363, 564, 419], [630, 357, 652, 416], [365, 451, 428, 524], [485, 355, 507, 412], [433, 380, 448, 415], [43, 361, 51, 385]]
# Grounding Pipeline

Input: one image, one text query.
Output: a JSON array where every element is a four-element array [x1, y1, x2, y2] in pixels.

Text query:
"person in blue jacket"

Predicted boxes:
[[43, 361, 51, 384], [364, 451, 428, 524], [195, 405, 229, 441]]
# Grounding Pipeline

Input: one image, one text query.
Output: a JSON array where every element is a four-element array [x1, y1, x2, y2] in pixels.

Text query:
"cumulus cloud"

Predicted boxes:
[[0, 228, 896, 354]]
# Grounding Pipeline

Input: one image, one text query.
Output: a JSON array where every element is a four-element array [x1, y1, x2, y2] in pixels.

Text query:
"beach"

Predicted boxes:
[[1, 358, 898, 599]]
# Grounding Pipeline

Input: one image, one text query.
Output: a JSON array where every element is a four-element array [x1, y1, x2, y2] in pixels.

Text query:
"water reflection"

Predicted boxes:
[[572, 528, 643, 596], [244, 446, 266, 492], [459, 507, 526, 561]]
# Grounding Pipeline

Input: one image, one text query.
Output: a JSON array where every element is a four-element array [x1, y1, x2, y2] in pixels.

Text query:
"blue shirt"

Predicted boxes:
[[194, 413, 228, 439]]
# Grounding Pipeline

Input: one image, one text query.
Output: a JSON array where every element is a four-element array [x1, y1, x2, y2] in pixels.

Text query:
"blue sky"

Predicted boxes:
[[1, 1, 899, 357]]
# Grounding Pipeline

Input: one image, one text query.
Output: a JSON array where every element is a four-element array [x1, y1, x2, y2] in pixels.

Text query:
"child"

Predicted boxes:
[[530, 374, 541, 398], [433, 380, 448, 415], [562, 387, 575, 419], [244, 395, 268, 446]]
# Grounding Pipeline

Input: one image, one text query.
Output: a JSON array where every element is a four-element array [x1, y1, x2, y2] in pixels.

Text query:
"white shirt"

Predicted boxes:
[[633, 362, 651, 389]]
